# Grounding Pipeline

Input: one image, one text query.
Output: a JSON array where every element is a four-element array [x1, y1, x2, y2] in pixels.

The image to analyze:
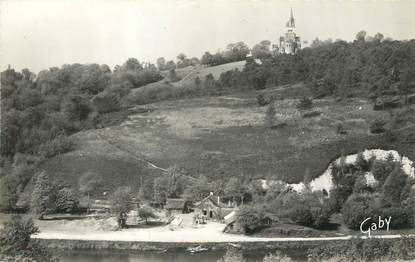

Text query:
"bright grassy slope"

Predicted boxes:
[[40, 69, 415, 192], [19, 62, 415, 242]]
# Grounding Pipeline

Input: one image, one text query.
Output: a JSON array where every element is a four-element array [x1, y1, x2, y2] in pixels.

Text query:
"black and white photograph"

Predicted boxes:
[[0, 0, 415, 261]]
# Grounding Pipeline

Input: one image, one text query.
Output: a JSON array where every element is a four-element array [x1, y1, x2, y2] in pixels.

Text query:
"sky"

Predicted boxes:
[[1, 0, 415, 73]]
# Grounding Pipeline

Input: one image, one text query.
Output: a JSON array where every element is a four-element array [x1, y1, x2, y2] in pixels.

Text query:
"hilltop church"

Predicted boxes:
[[274, 9, 302, 54]]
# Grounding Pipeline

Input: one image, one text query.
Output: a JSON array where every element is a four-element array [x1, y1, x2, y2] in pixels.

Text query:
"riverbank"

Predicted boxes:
[[34, 235, 406, 252]]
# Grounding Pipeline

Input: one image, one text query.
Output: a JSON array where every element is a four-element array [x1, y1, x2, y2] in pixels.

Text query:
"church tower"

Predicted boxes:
[[278, 8, 301, 54]]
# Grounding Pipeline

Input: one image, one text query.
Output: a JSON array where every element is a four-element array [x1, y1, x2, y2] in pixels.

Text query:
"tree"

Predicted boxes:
[[201, 52, 214, 66], [194, 76, 202, 87], [0, 216, 56, 261], [168, 69, 180, 82], [355, 30, 367, 42], [78, 171, 103, 213], [225, 177, 246, 205], [341, 193, 377, 230], [177, 53, 190, 68], [0, 175, 18, 211], [30, 172, 56, 218], [61, 95, 91, 122], [183, 175, 214, 201], [374, 33, 384, 42], [264, 102, 276, 128], [177, 53, 187, 62], [233, 41, 250, 60], [124, 58, 143, 71], [55, 187, 79, 213], [153, 176, 169, 204], [236, 205, 264, 234], [156, 57, 166, 70], [251, 40, 272, 59], [138, 206, 158, 224], [165, 60, 176, 70], [91, 91, 120, 113], [371, 157, 396, 185], [353, 174, 370, 193], [203, 73, 217, 90], [382, 167, 408, 204], [247, 180, 266, 203], [109, 186, 133, 228]]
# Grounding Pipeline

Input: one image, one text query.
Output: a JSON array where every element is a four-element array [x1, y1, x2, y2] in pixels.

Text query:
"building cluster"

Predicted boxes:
[[273, 8, 302, 54]]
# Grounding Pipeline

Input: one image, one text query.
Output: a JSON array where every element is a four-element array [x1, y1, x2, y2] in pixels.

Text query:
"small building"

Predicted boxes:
[[273, 8, 302, 55], [194, 193, 236, 221], [165, 198, 190, 214]]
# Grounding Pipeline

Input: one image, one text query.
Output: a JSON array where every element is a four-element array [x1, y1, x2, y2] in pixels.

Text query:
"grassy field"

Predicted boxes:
[[38, 75, 415, 192], [172, 61, 247, 87]]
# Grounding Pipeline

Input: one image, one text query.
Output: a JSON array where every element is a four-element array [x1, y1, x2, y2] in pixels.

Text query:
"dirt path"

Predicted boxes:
[[31, 220, 411, 243], [94, 131, 167, 171]]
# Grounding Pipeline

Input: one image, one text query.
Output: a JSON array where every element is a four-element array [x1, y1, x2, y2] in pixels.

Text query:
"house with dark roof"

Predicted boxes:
[[165, 198, 191, 214], [194, 193, 236, 221]]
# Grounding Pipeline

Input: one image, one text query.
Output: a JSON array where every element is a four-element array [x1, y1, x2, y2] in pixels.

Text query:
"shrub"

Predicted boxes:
[[380, 206, 412, 229], [302, 110, 321, 118], [382, 167, 408, 203], [288, 204, 313, 226], [264, 102, 276, 128], [355, 152, 370, 172], [297, 97, 313, 110], [384, 129, 398, 142], [0, 216, 57, 261], [328, 186, 353, 212], [370, 119, 386, 134], [138, 206, 158, 224], [30, 172, 57, 218], [91, 92, 120, 113], [109, 186, 133, 228], [308, 238, 415, 261], [335, 122, 347, 135], [236, 205, 264, 234], [352, 175, 371, 193], [341, 193, 378, 230], [276, 191, 332, 229], [371, 158, 397, 185], [217, 248, 245, 262], [55, 187, 79, 213], [263, 251, 293, 262], [167, 69, 180, 82], [38, 135, 74, 159], [256, 94, 268, 106]]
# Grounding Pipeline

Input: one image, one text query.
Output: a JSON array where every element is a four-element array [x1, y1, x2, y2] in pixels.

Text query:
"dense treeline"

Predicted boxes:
[[0, 58, 162, 211], [1, 58, 161, 159], [217, 33, 415, 100]]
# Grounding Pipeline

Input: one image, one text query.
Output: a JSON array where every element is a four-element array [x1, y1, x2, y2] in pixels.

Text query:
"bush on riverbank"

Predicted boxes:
[[0, 216, 57, 261], [307, 237, 415, 261]]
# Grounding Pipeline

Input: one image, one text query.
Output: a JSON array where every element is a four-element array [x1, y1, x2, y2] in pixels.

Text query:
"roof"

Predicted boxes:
[[165, 198, 186, 210], [194, 194, 229, 208]]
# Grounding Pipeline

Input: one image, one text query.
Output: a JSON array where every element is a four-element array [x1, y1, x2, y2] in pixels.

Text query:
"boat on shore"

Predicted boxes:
[[186, 245, 209, 254]]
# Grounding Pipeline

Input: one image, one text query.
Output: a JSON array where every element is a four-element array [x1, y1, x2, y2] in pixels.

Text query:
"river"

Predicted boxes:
[[56, 249, 308, 262]]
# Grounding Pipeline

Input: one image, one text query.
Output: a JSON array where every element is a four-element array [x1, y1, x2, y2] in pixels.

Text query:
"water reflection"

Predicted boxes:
[[56, 248, 307, 262], [58, 250, 224, 262]]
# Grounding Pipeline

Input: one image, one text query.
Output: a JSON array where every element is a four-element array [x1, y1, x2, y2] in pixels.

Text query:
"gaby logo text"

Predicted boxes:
[[360, 216, 391, 237]]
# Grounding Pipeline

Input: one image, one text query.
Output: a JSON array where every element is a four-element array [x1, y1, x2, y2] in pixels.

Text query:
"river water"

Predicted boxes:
[[56, 249, 307, 262]]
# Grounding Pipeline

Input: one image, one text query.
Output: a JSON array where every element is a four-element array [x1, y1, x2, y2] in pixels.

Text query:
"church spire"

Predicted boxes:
[[286, 8, 295, 28]]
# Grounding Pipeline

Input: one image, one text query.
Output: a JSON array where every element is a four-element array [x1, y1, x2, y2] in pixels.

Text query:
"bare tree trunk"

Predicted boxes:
[[87, 192, 90, 214]]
